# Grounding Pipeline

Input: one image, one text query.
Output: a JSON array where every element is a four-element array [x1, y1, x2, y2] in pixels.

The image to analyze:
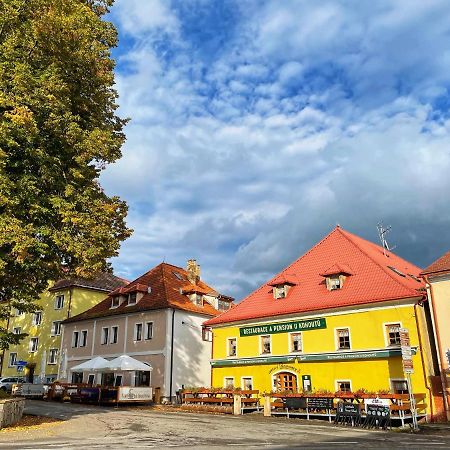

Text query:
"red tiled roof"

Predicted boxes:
[[421, 250, 450, 277], [268, 273, 298, 286], [319, 263, 354, 277], [64, 263, 232, 323], [181, 283, 216, 295], [49, 273, 128, 293], [205, 226, 425, 326]]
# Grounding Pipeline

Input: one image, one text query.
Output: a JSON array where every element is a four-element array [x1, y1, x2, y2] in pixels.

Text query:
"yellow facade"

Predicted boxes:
[[211, 301, 433, 409], [1, 285, 107, 382]]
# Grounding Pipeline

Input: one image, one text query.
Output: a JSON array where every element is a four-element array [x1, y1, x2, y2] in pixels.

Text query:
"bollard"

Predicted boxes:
[[263, 396, 272, 417], [233, 394, 242, 415]]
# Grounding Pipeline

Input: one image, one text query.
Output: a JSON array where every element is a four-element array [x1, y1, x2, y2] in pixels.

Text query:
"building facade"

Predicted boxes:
[[1, 273, 126, 383], [61, 261, 233, 401], [205, 227, 440, 418]]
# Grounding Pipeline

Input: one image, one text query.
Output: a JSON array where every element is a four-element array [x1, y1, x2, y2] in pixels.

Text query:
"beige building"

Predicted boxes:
[[61, 261, 233, 401]]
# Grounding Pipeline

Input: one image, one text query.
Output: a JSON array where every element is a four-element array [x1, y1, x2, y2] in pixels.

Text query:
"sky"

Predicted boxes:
[[101, 0, 450, 300]]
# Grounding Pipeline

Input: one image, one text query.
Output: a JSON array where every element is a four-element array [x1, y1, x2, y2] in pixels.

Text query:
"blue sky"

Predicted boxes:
[[101, 0, 450, 300]]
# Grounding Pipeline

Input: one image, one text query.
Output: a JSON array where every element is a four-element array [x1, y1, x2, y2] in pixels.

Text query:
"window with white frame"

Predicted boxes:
[[48, 348, 58, 365], [54, 294, 64, 309], [336, 380, 352, 392], [336, 328, 351, 350], [261, 335, 271, 354], [274, 285, 286, 299], [194, 294, 203, 306], [111, 326, 118, 344], [32, 311, 42, 325], [111, 296, 121, 308], [15, 308, 24, 316], [51, 321, 62, 336], [224, 377, 234, 389], [134, 323, 143, 341], [290, 332, 302, 352], [227, 338, 237, 357], [391, 379, 408, 394], [13, 327, 21, 335], [128, 293, 137, 306], [145, 322, 153, 340], [386, 323, 401, 346], [202, 327, 212, 342], [8, 353, 17, 367], [242, 377, 253, 390], [80, 330, 88, 347], [328, 276, 341, 290], [101, 327, 109, 345], [29, 337, 39, 353], [218, 299, 230, 311], [72, 331, 79, 348]]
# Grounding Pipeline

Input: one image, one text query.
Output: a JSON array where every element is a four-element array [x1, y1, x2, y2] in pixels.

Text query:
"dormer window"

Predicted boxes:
[[128, 292, 137, 306], [111, 296, 121, 309], [194, 294, 203, 306], [274, 285, 286, 299], [328, 277, 341, 290], [320, 264, 353, 291], [269, 273, 297, 299]]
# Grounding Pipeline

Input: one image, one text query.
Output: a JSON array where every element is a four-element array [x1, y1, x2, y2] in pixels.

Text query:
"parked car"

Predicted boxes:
[[0, 377, 26, 393]]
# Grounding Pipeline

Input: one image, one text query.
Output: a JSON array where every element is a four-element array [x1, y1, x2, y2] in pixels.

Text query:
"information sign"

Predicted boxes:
[[240, 318, 326, 337]]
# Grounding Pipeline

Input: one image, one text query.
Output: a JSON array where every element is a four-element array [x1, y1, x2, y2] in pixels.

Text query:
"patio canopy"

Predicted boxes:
[[70, 356, 108, 372], [98, 355, 153, 372]]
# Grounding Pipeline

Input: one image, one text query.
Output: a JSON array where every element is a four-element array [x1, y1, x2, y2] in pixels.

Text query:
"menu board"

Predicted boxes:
[[307, 397, 334, 409], [337, 402, 360, 417]]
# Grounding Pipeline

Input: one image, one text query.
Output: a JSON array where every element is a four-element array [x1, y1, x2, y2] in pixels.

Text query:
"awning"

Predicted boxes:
[[98, 355, 152, 372], [70, 356, 109, 371]]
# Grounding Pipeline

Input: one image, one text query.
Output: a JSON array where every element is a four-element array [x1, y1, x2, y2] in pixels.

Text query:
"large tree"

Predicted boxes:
[[0, 0, 132, 347]]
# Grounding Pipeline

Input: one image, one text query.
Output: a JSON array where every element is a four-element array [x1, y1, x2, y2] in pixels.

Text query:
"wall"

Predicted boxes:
[[0, 398, 25, 428]]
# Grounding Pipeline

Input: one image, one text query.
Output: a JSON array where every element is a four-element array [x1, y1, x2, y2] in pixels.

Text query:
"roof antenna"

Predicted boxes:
[[377, 222, 396, 256]]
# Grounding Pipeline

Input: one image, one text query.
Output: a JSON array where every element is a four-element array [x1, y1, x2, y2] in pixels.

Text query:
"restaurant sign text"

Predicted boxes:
[[240, 318, 326, 337]]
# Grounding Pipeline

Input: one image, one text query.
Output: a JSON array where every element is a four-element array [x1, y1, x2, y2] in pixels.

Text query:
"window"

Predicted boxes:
[[101, 327, 109, 345], [274, 285, 286, 299], [29, 337, 38, 353], [8, 353, 17, 367], [242, 377, 253, 390], [227, 338, 237, 357], [72, 372, 83, 384], [114, 375, 123, 387], [261, 335, 271, 354], [32, 311, 42, 326], [386, 323, 401, 346], [224, 377, 234, 389], [337, 328, 351, 350], [329, 277, 341, 290], [194, 294, 203, 306], [336, 380, 352, 392], [87, 374, 96, 386], [80, 330, 88, 347], [48, 349, 58, 365], [134, 323, 143, 341], [145, 322, 153, 340], [391, 379, 408, 394], [13, 327, 21, 335], [15, 308, 24, 316], [218, 299, 230, 311], [290, 333, 302, 352], [54, 295, 64, 309], [111, 326, 118, 344], [72, 331, 79, 348], [111, 297, 121, 308], [202, 327, 212, 342], [51, 321, 62, 336], [128, 293, 137, 306]]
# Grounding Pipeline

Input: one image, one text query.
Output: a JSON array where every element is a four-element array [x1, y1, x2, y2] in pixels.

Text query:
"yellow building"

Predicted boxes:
[[1, 273, 126, 383], [205, 227, 441, 418]]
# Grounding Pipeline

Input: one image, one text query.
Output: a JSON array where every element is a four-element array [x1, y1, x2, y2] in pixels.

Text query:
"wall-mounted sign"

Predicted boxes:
[[399, 327, 414, 374], [240, 318, 326, 337]]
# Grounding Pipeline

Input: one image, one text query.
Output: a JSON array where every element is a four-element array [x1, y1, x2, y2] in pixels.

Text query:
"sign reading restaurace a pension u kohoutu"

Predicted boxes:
[[239, 318, 326, 337]]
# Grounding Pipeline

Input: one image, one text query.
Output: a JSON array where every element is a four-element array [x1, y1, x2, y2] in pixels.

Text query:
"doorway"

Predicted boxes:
[[274, 371, 298, 392]]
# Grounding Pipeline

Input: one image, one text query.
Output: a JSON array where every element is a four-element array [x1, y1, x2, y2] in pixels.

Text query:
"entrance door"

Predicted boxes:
[[275, 372, 297, 392]]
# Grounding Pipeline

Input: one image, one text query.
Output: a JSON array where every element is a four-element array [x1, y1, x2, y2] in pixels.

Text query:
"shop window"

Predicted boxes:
[[32, 311, 42, 325], [224, 377, 234, 389], [72, 331, 80, 347], [110, 326, 118, 344], [51, 321, 62, 336], [145, 322, 153, 340], [202, 327, 212, 342], [80, 330, 88, 347], [48, 349, 58, 365], [391, 379, 408, 394], [290, 332, 302, 352], [386, 323, 401, 346], [261, 335, 271, 354], [227, 338, 237, 357], [336, 380, 352, 392], [29, 337, 39, 353], [101, 328, 109, 345], [8, 353, 17, 367], [54, 294, 64, 309], [72, 372, 83, 384], [134, 323, 143, 341], [242, 377, 253, 390], [128, 293, 137, 306], [336, 328, 351, 350]]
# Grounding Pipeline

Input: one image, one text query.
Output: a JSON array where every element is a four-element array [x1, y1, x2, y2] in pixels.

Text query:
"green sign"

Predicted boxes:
[[239, 318, 326, 337]]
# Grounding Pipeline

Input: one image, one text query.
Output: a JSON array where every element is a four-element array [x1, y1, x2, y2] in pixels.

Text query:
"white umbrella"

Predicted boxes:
[[39, 350, 46, 383], [70, 356, 108, 372], [99, 355, 152, 372]]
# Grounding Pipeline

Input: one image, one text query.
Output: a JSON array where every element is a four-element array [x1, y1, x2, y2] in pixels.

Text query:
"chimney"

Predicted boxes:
[[186, 259, 200, 285]]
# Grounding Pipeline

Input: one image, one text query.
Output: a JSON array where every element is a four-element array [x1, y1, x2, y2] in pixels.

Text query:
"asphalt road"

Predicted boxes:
[[0, 400, 448, 449]]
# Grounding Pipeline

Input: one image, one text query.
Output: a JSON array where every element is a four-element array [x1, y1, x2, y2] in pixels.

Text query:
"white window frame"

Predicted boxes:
[[134, 323, 143, 341], [274, 285, 286, 299], [79, 330, 88, 347], [383, 321, 402, 347], [335, 379, 352, 392], [72, 331, 79, 348], [335, 327, 352, 350], [260, 334, 272, 355], [101, 327, 109, 345], [127, 293, 137, 306], [110, 326, 119, 344], [48, 348, 58, 365], [111, 297, 121, 309], [114, 373, 123, 387], [202, 326, 212, 342], [223, 377, 235, 389], [144, 322, 153, 340], [289, 331, 303, 353], [51, 321, 62, 336], [32, 311, 42, 326], [29, 337, 39, 353], [13, 327, 21, 335], [227, 337, 237, 357], [390, 378, 409, 394], [54, 294, 65, 310], [241, 376, 253, 390], [8, 352, 17, 367], [15, 308, 24, 317]]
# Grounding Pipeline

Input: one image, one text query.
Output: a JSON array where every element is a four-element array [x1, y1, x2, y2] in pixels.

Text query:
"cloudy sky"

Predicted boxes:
[[102, 0, 450, 300]]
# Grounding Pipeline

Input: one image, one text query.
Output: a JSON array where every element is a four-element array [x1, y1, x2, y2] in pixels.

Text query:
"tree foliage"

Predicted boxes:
[[0, 0, 132, 348]]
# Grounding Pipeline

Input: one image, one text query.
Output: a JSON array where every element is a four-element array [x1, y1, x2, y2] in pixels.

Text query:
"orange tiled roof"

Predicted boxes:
[[64, 263, 232, 323], [268, 273, 298, 286], [205, 226, 425, 326], [421, 250, 450, 277]]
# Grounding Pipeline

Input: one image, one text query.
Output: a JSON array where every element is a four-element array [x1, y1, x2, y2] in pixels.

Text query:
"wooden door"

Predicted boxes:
[[275, 372, 297, 392]]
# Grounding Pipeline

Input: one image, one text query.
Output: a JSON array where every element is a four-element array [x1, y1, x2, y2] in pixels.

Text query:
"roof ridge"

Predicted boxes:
[[336, 228, 420, 296]]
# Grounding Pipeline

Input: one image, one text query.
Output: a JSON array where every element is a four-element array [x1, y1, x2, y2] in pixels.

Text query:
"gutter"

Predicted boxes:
[[423, 275, 449, 419], [169, 308, 175, 402]]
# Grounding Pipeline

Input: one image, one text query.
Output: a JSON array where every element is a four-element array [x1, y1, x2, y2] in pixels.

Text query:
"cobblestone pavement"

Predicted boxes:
[[0, 401, 448, 449]]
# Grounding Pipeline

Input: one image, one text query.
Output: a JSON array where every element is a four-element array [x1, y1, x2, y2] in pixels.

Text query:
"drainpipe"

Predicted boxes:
[[414, 301, 434, 421], [169, 309, 175, 403], [66, 287, 73, 319], [424, 275, 449, 419]]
